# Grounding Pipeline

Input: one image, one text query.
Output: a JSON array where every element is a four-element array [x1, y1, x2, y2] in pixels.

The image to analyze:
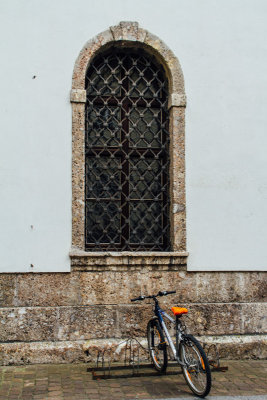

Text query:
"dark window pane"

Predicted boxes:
[[128, 56, 164, 98], [129, 107, 162, 148], [86, 106, 121, 147], [85, 157, 121, 199], [129, 202, 163, 244], [85, 201, 121, 244], [85, 48, 170, 251], [86, 55, 122, 96], [130, 158, 162, 200]]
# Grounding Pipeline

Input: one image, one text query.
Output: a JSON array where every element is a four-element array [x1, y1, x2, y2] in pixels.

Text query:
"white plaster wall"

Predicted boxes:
[[0, 0, 266, 271]]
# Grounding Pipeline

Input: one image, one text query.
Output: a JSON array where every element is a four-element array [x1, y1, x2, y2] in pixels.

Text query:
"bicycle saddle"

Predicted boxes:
[[171, 306, 188, 316]]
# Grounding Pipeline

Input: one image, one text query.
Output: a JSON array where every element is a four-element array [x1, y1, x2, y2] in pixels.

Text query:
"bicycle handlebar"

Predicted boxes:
[[130, 290, 176, 302], [158, 290, 176, 296], [130, 296, 145, 302]]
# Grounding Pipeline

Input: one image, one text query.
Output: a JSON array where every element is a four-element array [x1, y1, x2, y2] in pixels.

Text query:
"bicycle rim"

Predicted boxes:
[[179, 334, 211, 398], [147, 319, 167, 372]]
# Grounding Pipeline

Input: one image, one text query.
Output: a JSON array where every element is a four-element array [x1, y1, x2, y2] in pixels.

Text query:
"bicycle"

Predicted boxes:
[[131, 290, 211, 398]]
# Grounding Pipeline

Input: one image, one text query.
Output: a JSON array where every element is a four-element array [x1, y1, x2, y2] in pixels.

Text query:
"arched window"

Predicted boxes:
[[85, 48, 170, 250], [70, 22, 186, 257]]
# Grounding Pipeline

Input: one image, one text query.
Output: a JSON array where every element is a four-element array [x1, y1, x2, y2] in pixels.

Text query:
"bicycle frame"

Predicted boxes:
[[132, 291, 212, 397], [154, 298, 185, 365]]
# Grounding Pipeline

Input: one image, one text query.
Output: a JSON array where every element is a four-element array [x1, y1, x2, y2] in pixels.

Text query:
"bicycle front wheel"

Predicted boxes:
[[179, 334, 211, 398], [147, 318, 168, 372]]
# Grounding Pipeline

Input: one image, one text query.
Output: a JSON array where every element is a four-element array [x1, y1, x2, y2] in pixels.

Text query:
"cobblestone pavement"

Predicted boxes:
[[0, 360, 266, 400]]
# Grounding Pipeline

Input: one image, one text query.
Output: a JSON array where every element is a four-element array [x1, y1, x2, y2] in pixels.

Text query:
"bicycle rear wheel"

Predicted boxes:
[[179, 334, 211, 398], [147, 318, 168, 372]]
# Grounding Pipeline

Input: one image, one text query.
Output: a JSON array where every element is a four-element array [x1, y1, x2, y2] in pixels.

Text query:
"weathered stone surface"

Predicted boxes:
[[216, 339, 267, 359], [79, 271, 142, 305], [0, 274, 16, 307], [0, 335, 265, 365], [1, 301, 264, 344], [78, 269, 190, 306], [190, 271, 267, 303], [0, 307, 58, 342], [192, 303, 266, 335], [110, 21, 147, 42], [170, 106, 186, 251], [78, 270, 267, 305], [168, 93, 187, 108], [70, 252, 188, 273], [144, 31, 185, 95], [118, 305, 152, 337], [72, 101, 85, 249], [198, 334, 267, 360], [0, 306, 118, 342], [70, 89, 86, 103], [0, 341, 89, 365], [185, 304, 242, 335], [0, 270, 265, 309], [165, 271, 267, 304], [72, 28, 114, 89], [16, 273, 80, 307], [1, 270, 264, 307], [57, 306, 118, 341], [118, 303, 267, 337], [242, 302, 267, 334]]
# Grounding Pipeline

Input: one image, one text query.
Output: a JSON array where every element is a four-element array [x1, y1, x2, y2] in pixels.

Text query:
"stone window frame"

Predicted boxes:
[[70, 22, 187, 268]]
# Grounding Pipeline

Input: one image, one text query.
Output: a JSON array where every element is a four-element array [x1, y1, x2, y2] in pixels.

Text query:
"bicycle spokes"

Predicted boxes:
[[150, 327, 164, 366], [147, 320, 168, 372], [180, 335, 211, 397]]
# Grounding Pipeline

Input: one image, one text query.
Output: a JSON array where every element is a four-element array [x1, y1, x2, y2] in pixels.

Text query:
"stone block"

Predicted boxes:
[[0, 274, 16, 307], [57, 306, 118, 340], [0, 305, 119, 342], [115, 302, 267, 337], [77, 270, 267, 306], [198, 334, 267, 360], [0, 307, 58, 341], [185, 303, 267, 335], [192, 272, 267, 303], [16, 273, 80, 307], [168, 93, 187, 108], [0, 335, 265, 365], [117, 305, 152, 337], [0, 341, 88, 365], [214, 338, 267, 359], [70, 89, 86, 103], [185, 304, 242, 335], [110, 21, 146, 42], [79, 271, 143, 305], [242, 302, 267, 334]]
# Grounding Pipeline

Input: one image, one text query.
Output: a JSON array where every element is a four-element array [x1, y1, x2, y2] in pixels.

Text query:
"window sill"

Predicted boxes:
[[69, 249, 188, 271]]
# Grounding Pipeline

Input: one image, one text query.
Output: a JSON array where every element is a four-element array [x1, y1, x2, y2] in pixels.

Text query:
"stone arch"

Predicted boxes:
[[71, 21, 186, 104], [70, 22, 187, 255]]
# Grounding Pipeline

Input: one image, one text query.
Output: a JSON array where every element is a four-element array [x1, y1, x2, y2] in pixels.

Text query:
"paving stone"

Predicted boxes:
[[0, 360, 266, 399]]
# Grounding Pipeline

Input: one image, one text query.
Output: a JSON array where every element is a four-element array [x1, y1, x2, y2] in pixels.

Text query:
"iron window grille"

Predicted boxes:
[[85, 47, 170, 251]]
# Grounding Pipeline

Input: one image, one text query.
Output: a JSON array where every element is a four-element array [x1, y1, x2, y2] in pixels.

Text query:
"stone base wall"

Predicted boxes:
[[0, 336, 266, 366], [0, 257, 266, 365]]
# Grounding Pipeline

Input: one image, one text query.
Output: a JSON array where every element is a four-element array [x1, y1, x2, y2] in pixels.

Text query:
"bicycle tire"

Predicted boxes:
[[147, 318, 168, 372], [179, 334, 211, 398]]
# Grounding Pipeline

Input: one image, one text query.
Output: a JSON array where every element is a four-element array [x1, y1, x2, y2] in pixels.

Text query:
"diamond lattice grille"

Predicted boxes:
[[85, 48, 170, 250]]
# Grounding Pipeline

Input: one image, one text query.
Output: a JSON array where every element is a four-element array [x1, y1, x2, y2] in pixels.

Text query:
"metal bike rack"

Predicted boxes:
[[88, 337, 147, 379], [204, 343, 228, 372], [87, 337, 227, 379]]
